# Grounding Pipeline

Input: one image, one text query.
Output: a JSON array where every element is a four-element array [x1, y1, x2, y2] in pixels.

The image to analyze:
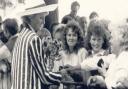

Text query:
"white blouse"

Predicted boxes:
[[52, 48, 88, 72], [60, 48, 88, 66], [80, 50, 116, 70], [105, 51, 128, 89]]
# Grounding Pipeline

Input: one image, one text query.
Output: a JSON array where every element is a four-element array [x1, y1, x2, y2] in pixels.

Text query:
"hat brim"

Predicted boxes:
[[17, 4, 58, 16]]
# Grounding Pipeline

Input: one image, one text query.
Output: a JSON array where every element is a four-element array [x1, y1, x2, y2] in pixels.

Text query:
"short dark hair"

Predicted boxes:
[[61, 16, 72, 24], [71, 1, 80, 9], [63, 21, 84, 54], [89, 11, 98, 20], [3, 18, 18, 36]]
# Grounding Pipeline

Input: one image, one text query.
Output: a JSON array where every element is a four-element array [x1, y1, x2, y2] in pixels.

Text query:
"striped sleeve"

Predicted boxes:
[[28, 35, 62, 85]]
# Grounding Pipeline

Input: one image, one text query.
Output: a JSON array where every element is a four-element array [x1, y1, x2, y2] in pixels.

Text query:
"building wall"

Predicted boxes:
[[44, 0, 58, 32]]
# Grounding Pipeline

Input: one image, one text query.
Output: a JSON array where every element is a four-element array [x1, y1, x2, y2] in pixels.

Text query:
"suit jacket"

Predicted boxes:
[[11, 26, 61, 89]]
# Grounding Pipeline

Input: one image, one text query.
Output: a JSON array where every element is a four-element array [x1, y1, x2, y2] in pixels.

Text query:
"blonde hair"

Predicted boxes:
[[119, 25, 128, 51], [110, 23, 128, 51]]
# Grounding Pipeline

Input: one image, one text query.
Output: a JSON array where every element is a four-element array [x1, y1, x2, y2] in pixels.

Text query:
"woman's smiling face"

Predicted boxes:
[[66, 28, 78, 48], [90, 35, 104, 53]]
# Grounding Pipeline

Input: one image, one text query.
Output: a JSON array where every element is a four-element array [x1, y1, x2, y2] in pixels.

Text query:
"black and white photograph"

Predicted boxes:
[[0, 0, 128, 89]]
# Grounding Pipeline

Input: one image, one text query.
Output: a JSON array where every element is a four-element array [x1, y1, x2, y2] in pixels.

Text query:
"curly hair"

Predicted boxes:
[[85, 21, 110, 52], [63, 21, 84, 54]]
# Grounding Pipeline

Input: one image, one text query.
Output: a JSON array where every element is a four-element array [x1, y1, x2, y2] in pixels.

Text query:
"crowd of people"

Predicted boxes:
[[0, 0, 128, 89]]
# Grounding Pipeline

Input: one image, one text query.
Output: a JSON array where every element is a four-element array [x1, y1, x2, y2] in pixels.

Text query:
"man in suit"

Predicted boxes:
[[11, 0, 62, 89]]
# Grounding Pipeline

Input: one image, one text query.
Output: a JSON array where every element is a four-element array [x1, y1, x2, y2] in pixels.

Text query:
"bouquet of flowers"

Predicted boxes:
[[43, 38, 62, 71]]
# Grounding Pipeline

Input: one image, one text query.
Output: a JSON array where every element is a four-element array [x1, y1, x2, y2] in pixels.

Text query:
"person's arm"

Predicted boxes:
[[78, 48, 88, 62], [80, 58, 100, 71], [28, 36, 61, 85]]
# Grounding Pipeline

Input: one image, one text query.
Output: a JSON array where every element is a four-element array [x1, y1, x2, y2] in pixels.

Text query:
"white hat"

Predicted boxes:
[[17, 0, 58, 16]]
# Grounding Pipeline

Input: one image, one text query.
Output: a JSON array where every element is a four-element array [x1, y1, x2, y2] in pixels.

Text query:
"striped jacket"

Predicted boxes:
[[11, 27, 61, 89]]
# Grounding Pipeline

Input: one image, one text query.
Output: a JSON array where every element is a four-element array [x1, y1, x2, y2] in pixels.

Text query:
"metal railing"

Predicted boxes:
[[61, 81, 87, 89]]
